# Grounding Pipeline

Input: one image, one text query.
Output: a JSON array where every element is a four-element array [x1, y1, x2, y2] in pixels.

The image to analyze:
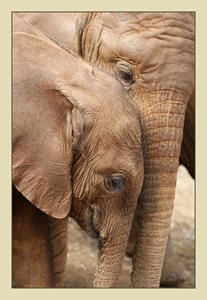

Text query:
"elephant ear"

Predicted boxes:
[[12, 32, 82, 219]]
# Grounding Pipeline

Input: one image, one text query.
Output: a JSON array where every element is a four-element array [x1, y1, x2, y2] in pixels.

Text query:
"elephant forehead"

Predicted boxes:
[[95, 147, 142, 178], [96, 12, 194, 40], [86, 13, 194, 94], [89, 13, 194, 64]]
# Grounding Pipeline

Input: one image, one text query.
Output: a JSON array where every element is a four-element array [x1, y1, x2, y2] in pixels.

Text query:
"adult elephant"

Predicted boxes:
[[18, 12, 195, 287]]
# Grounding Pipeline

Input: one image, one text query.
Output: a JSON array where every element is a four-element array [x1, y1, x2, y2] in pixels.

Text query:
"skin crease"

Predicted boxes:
[[16, 12, 195, 287], [12, 16, 144, 288]]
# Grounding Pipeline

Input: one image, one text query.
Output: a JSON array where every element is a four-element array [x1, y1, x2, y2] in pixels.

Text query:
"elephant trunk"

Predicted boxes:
[[94, 211, 136, 288], [94, 235, 126, 287], [131, 95, 187, 287], [179, 89, 195, 178]]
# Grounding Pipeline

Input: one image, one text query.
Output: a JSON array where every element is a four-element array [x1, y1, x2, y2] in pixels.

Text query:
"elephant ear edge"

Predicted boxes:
[[12, 32, 82, 219], [12, 109, 74, 219]]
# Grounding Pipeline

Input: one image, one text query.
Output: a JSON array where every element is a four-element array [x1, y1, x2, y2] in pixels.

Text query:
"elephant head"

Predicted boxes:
[[82, 12, 195, 287], [12, 23, 144, 287], [15, 12, 195, 287], [81, 12, 194, 287]]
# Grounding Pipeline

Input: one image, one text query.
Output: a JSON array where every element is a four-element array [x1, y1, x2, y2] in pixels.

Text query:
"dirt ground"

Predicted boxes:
[[64, 165, 195, 288]]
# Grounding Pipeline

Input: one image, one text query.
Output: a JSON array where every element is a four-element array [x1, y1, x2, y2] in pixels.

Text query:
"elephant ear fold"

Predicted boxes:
[[12, 32, 83, 219]]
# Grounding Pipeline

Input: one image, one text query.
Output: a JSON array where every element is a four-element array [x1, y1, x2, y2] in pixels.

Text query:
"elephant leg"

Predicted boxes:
[[12, 186, 68, 288], [179, 89, 195, 178]]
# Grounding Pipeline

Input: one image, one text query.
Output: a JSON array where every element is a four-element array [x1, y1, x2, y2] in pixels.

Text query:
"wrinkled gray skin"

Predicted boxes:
[[17, 12, 195, 287]]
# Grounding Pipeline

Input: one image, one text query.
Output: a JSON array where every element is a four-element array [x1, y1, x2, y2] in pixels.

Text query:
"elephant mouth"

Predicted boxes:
[[70, 199, 100, 239], [89, 216, 100, 239], [75, 213, 100, 239]]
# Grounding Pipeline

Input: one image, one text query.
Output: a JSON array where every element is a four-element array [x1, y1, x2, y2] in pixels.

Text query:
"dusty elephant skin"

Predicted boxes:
[[12, 16, 144, 288], [17, 12, 195, 288]]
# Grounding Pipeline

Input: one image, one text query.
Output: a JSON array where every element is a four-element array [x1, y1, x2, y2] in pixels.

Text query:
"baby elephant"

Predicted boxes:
[[12, 20, 143, 288]]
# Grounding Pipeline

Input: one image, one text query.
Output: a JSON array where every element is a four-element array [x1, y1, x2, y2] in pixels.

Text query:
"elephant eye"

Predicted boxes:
[[104, 174, 125, 192], [115, 63, 135, 87]]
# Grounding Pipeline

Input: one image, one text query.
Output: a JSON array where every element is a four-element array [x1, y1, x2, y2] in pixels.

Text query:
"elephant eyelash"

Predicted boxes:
[[104, 173, 126, 193], [115, 63, 135, 86], [118, 69, 134, 83]]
